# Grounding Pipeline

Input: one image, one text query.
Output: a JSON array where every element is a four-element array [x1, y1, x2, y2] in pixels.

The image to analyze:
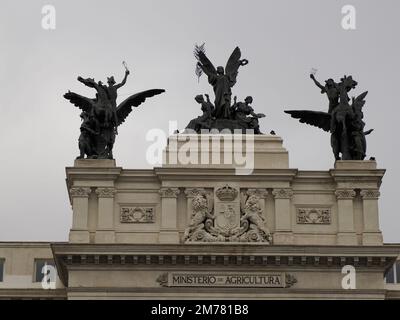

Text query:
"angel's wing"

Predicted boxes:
[[63, 91, 94, 112], [116, 89, 165, 126], [352, 91, 368, 110], [225, 47, 243, 87], [196, 50, 217, 77], [284, 110, 331, 132]]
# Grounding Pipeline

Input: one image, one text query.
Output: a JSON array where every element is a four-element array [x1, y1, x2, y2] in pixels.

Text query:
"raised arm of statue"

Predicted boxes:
[[310, 74, 326, 93], [115, 70, 130, 89]]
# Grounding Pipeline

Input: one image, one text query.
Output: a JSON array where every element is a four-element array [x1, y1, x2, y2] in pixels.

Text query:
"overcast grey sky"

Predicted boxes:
[[0, 0, 399, 242]]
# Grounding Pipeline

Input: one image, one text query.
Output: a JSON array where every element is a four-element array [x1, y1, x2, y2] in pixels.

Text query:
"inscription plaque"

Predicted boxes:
[[157, 272, 297, 288]]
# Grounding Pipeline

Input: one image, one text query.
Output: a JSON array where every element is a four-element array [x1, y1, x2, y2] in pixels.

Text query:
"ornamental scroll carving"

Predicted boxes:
[[120, 207, 155, 223], [296, 208, 331, 224]]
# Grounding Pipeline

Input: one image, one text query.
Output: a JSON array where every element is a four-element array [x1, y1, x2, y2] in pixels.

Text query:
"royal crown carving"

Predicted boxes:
[[216, 185, 238, 201]]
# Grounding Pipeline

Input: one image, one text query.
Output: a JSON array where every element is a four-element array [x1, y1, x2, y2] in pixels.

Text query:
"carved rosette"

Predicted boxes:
[[360, 189, 381, 200], [184, 188, 207, 198], [69, 187, 91, 198], [272, 188, 293, 199], [246, 188, 268, 199], [159, 187, 180, 198], [95, 187, 116, 198], [335, 189, 356, 199]]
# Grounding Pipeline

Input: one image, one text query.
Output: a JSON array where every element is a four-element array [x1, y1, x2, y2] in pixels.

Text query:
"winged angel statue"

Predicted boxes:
[[285, 74, 373, 160], [185, 46, 266, 133], [64, 66, 164, 159]]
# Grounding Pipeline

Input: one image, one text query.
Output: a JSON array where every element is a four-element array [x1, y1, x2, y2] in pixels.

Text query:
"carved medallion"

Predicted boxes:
[[296, 208, 331, 224], [120, 207, 155, 223]]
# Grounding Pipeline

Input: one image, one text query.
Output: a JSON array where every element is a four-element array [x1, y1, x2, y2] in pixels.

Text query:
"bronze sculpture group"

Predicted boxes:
[[285, 74, 373, 160], [64, 45, 373, 161], [185, 46, 265, 134], [64, 65, 164, 159]]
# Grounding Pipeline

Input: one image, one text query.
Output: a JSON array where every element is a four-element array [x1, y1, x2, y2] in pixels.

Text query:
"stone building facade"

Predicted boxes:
[[0, 135, 399, 299]]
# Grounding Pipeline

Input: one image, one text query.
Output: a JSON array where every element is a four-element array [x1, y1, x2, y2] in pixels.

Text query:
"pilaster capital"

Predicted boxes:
[[247, 188, 269, 199], [159, 187, 180, 198], [335, 189, 356, 199], [272, 188, 293, 199], [184, 188, 206, 198], [70, 187, 91, 198], [360, 189, 380, 199], [95, 187, 116, 198]]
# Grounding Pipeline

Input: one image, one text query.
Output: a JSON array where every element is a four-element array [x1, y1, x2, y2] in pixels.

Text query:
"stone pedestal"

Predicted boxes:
[[162, 134, 289, 171]]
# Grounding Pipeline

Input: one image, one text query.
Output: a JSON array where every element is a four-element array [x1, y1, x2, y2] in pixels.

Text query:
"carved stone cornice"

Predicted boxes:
[[272, 188, 293, 199], [95, 187, 116, 198], [360, 189, 381, 200], [69, 187, 91, 198], [184, 188, 206, 198], [159, 187, 180, 198], [247, 188, 268, 199], [335, 189, 356, 199]]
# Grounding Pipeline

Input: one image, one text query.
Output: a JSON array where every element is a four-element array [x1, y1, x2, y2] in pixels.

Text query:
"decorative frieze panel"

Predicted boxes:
[[69, 187, 91, 198], [120, 207, 155, 223], [296, 208, 331, 224]]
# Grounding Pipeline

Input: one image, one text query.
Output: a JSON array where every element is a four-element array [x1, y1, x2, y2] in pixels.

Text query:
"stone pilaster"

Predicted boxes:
[[158, 187, 180, 243], [335, 189, 357, 245], [69, 187, 91, 243], [95, 187, 116, 243], [272, 188, 293, 244], [360, 189, 383, 245]]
